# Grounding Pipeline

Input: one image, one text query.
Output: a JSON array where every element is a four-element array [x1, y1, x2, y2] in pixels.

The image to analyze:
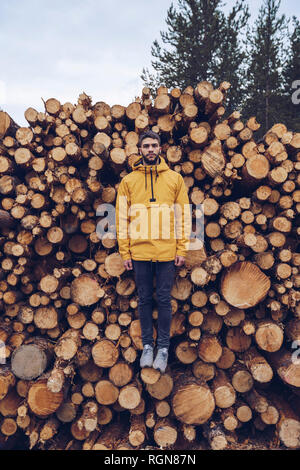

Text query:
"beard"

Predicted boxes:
[[142, 153, 159, 165]]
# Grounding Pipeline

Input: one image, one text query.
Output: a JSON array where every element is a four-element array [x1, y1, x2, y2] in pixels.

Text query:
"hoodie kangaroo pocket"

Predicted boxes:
[[146, 203, 176, 241]]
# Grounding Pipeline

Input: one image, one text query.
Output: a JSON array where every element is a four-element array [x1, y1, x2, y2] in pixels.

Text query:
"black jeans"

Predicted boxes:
[[132, 260, 176, 350]]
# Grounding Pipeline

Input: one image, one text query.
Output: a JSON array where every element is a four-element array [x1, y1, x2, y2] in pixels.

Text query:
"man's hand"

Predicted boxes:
[[175, 255, 185, 267], [124, 259, 133, 270]]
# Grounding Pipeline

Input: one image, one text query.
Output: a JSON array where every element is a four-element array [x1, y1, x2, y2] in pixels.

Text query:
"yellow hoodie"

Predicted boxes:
[[115, 155, 191, 262]]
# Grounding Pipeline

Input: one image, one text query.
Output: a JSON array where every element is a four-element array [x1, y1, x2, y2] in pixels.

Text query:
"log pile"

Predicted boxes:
[[0, 80, 299, 451]]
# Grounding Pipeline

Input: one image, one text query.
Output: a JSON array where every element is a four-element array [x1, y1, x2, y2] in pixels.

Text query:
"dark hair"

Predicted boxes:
[[138, 130, 161, 148]]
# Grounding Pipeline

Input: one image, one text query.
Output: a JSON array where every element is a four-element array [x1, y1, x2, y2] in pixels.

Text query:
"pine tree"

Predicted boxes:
[[211, 1, 249, 112], [243, 0, 289, 136], [141, 0, 249, 111], [282, 17, 300, 131]]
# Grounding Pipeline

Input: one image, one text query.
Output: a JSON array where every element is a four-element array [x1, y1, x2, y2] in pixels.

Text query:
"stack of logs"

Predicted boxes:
[[0, 80, 299, 451]]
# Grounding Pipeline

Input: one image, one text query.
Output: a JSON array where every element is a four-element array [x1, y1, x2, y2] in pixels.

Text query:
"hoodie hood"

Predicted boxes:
[[131, 155, 170, 191]]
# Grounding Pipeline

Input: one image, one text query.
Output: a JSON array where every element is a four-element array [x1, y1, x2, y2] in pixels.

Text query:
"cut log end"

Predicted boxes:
[[172, 376, 215, 425], [28, 381, 64, 417], [11, 344, 49, 380], [279, 419, 300, 449], [221, 261, 271, 309]]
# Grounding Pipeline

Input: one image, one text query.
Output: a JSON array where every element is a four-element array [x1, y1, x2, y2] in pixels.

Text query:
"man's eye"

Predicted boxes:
[[142, 143, 159, 149]]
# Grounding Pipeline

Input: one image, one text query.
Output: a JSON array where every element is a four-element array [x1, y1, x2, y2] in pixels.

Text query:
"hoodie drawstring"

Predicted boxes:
[[144, 164, 158, 194], [149, 167, 156, 202], [137, 156, 161, 197]]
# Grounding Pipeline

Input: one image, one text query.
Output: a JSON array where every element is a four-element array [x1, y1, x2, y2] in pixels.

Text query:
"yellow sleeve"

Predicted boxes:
[[174, 175, 191, 257], [115, 178, 131, 261]]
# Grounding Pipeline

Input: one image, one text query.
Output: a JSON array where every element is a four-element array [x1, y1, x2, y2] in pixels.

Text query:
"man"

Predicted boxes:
[[115, 130, 191, 373]]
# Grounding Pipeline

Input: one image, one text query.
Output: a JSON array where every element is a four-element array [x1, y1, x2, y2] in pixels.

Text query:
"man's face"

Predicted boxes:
[[140, 137, 160, 165]]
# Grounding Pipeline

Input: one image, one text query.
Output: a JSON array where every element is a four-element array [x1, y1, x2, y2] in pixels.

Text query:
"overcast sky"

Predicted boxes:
[[0, 0, 299, 126]]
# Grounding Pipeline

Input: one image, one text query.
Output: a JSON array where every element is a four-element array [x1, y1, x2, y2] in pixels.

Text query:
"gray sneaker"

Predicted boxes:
[[140, 344, 154, 368], [153, 348, 168, 374]]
